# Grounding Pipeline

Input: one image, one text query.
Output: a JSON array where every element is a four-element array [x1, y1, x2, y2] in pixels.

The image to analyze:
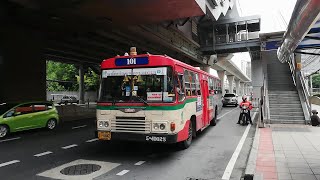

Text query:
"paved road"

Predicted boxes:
[[0, 107, 256, 180]]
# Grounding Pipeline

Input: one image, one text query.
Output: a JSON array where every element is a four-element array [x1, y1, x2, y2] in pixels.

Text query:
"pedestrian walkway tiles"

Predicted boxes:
[[255, 125, 320, 180]]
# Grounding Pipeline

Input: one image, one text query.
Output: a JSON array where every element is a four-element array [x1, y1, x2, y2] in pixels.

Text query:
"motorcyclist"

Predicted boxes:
[[237, 95, 253, 125]]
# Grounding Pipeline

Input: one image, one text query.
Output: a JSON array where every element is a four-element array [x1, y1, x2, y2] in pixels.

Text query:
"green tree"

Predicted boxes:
[[46, 61, 78, 91], [76, 68, 100, 91], [312, 74, 320, 88], [47, 61, 100, 91]]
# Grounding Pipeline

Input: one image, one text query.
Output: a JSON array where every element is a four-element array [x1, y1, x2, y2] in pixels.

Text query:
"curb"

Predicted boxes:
[[244, 111, 261, 180]]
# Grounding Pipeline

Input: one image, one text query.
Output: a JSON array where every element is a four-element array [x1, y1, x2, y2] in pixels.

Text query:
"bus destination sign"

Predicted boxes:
[[115, 57, 149, 66]]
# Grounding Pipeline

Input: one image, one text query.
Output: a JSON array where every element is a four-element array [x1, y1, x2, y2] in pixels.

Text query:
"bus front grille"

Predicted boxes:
[[111, 116, 150, 133]]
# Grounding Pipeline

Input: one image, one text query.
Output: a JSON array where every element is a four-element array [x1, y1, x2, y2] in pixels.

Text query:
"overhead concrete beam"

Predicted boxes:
[[212, 54, 251, 83]]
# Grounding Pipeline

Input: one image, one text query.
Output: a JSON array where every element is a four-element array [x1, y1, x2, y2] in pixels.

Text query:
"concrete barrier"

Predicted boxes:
[[56, 105, 95, 122], [310, 96, 320, 105]]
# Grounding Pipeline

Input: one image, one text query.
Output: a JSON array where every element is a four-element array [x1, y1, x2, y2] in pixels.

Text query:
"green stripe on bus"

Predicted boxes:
[[97, 98, 197, 111]]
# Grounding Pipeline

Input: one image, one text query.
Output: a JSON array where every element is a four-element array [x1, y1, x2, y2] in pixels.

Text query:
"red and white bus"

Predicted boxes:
[[96, 48, 222, 148]]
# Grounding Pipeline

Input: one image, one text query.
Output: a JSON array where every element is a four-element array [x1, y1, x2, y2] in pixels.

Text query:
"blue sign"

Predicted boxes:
[[115, 57, 149, 66], [262, 40, 281, 51]]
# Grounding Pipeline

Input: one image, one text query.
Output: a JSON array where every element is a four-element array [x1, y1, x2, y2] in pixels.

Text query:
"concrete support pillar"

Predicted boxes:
[[244, 84, 248, 95], [217, 70, 226, 95], [79, 65, 85, 104], [240, 82, 245, 96], [0, 23, 46, 102], [235, 79, 240, 95], [227, 75, 235, 93]]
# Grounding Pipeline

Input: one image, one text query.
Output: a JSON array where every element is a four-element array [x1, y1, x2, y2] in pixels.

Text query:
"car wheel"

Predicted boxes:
[[64, 101, 68, 105], [0, 125, 9, 138], [180, 121, 193, 149], [46, 119, 57, 130]]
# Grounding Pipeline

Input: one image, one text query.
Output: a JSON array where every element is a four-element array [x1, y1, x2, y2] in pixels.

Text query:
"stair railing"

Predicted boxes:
[[288, 55, 296, 86], [260, 75, 270, 122], [298, 72, 312, 122]]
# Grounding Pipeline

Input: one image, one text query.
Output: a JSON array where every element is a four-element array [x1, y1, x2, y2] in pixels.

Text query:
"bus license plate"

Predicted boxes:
[[98, 131, 111, 140]]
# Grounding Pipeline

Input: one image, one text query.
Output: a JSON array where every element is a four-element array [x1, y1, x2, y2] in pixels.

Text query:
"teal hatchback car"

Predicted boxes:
[[0, 102, 59, 138]]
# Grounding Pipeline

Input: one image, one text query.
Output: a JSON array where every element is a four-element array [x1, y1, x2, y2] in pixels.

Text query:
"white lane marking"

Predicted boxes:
[[134, 161, 146, 166], [0, 160, 20, 168], [86, 138, 99, 143], [116, 170, 130, 176], [61, 144, 78, 149], [0, 137, 21, 143], [72, 125, 87, 129], [34, 151, 53, 157], [218, 107, 238, 119], [221, 112, 257, 180]]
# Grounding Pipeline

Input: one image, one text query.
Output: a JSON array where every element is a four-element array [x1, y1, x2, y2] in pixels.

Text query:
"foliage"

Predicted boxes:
[[46, 61, 99, 91], [312, 74, 320, 88], [76, 68, 100, 91]]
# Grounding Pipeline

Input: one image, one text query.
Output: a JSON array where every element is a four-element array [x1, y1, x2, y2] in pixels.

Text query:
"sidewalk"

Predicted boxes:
[[254, 124, 320, 180]]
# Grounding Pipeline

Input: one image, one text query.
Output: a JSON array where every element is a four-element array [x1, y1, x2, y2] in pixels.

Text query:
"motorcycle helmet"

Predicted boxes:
[[242, 95, 247, 101]]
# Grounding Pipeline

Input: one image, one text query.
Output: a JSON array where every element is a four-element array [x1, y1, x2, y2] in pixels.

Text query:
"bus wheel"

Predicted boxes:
[[180, 121, 193, 149], [210, 107, 217, 126]]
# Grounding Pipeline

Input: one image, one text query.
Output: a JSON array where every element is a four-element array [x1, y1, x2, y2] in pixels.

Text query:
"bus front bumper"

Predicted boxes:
[[95, 131, 178, 144]]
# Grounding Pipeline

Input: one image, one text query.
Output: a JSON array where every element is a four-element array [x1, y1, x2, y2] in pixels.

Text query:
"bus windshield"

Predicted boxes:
[[98, 67, 176, 103]]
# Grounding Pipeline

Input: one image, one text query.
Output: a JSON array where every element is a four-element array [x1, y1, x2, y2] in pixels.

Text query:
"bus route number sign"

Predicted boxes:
[[115, 57, 149, 66]]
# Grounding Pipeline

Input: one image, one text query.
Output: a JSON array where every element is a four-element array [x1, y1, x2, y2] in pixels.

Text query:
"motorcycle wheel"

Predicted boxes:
[[241, 114, 246, 126]]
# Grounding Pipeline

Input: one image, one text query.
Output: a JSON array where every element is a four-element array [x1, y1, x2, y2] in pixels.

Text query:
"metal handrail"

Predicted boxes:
[[288, 56, 296, 86], [299, 72, 312, 117], [260, 75, 269, 122]]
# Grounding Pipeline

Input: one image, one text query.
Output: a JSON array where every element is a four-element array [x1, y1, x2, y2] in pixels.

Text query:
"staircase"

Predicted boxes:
[[267, 58, 305, 124]]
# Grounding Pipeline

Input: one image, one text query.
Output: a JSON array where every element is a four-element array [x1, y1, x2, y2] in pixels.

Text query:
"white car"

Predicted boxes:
[[58, 96, 79, 105], [222, 93, 238, 107]]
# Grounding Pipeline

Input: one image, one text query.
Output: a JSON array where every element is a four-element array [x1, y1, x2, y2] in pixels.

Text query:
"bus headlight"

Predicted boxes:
[[153, 123, 159, 130], [98, 121, 104, 127], [159, 123, 166, 130], [152, 122, 167, 132], [98, 120, 109, 129]]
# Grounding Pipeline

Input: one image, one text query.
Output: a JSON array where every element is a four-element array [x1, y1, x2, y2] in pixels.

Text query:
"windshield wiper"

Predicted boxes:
[[131, 96, 149, 106], [112, 96, 118, 106]]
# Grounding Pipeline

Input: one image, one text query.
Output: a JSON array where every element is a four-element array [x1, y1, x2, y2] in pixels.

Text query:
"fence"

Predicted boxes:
[[47, 91, 98, 102]]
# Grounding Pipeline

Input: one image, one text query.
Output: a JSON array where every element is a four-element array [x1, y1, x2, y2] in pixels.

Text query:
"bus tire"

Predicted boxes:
[[210, 107, 217, 126], [180, 120, 193, 149]]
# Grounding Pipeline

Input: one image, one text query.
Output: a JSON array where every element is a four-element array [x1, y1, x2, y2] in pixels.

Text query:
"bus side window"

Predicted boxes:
[[177, 74, 186, 102]]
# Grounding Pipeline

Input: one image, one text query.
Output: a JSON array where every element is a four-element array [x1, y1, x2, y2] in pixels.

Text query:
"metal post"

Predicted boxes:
[[79, 64, 85, 104], [310, 75, 313, 95]]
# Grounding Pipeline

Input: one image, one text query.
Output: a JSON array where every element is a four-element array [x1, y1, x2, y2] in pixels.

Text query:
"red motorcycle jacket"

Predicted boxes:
[[239, 100, 253, 110]]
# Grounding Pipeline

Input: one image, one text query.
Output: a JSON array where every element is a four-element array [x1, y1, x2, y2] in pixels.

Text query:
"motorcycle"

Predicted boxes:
[[239, 105, 250, 125]]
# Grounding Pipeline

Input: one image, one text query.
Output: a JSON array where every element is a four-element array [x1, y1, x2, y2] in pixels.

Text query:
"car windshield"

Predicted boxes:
[[224, 94, 235, 97], [0, 103, 18, 115], [98, 67, 176, 103]]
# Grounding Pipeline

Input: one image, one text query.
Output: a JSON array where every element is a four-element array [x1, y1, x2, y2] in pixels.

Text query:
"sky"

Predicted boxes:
[[237, 0, 297, 33], [210, 0, 297, 76]]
